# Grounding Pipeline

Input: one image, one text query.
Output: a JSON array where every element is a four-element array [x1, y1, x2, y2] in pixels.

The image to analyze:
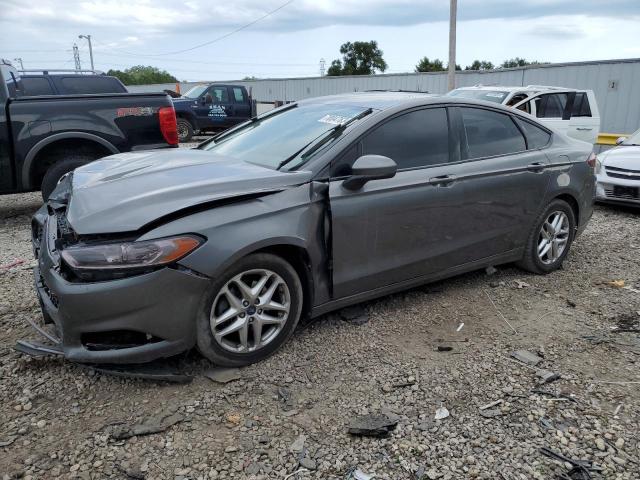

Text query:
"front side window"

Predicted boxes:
[[200, 103, 369, 170], [361, 108, 449, 169], [208, 87, 229, 103], [459, 107, 526, 159]]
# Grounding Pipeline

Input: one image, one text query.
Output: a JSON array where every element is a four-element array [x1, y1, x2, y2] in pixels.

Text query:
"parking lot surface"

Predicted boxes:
[[1, 159, 639, 478]]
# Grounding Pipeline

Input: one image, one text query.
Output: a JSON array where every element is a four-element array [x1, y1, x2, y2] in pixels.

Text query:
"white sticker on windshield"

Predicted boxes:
[[486, 92, 506, 98], [318, 114, 350, 125]]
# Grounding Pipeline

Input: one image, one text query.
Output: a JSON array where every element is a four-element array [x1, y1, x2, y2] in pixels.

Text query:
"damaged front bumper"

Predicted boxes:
[[24, 204, 210, 364]]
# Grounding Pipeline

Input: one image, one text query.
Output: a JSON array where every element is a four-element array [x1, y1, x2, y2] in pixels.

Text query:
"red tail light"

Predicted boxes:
[[158, 106, 178, 145], [586, 152, 597, 168]]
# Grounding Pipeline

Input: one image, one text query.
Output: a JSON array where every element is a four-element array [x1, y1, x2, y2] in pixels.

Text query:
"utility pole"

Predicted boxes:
[[13, 58, 24, 70], [448, 0, 457, 91], [73, 43, 82, 71], [78, 34, 94, 70], [319, 58, 326, 76]]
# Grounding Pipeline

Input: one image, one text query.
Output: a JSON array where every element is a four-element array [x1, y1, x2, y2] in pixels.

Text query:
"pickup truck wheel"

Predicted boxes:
[[41, 155, 95, 201], [196, 253, 303, 367], [177, 118, 194, 143]]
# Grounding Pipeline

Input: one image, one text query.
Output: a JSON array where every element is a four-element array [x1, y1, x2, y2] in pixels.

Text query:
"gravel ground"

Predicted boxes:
[[1, 159, 639, 479]]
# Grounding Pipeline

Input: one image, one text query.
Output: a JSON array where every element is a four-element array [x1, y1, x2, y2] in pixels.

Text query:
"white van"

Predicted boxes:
[[447, 85, 601, 144]]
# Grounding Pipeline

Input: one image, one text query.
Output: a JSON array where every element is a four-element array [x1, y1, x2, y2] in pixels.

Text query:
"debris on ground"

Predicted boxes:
[[339, 304, 369, 325], [204, 367, 242, 384], [434, 405, 450, 420], [81, 363, 193, 384], [0, 258, 25, 271], [345, 467, 375, 479], [514, 279, 531, 289], [511, 349, 543, 366], [607, 279, 626, 288], [289, 434, 306, 453], [0, 437, 17, 447], [456, 323, 464, 332], [436, 345, 453, 352], [479, 399, 503, 410], [539, 447, 602, 479], [110, 411, 184, 440], [347, 414, 398, 437], [278, 386, 296, 411], [485, 266, 497, 276], [536, 368, 561, 384]]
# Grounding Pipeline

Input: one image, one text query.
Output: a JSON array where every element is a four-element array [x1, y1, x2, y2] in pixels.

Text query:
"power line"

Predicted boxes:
[[95, 0, 295, 57]]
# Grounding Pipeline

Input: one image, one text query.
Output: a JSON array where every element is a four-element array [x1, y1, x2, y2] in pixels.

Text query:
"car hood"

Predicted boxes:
[[599, 145, 640, 169], [66, 149, 312, 235], [171, 97, 197, 108]]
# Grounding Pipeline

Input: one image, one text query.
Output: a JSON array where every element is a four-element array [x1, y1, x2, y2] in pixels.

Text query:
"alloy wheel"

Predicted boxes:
[[537, 211, 570, 265], [210, 269, 291, 353]]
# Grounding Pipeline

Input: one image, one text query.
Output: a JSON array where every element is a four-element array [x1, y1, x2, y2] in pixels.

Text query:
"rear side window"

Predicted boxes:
[[459, 107, 526, 159], [232, 87, 245, 103], [571, 92, 592, 117], [536, 93, 569, 118], [361, 108, 449, 169], [59, 76, 126, 94], [22, 77, 54, 96], [515, 118, 551, 149]]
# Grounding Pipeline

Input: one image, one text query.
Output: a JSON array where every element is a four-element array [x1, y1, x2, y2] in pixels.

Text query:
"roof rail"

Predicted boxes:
[[364, 89, 429, 94], [18, 68, 105, 75], [525, 84, 573, 90]]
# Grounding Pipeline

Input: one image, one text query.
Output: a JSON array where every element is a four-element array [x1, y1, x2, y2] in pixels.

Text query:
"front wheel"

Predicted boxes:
[[196, 253, 303, 367], [517, 199, 576, 274]]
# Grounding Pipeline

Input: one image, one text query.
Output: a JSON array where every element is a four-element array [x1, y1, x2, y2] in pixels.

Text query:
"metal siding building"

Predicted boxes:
[[128, 58, 640, 134]]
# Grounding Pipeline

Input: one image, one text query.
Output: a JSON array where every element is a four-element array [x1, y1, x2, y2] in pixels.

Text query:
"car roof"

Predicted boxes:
[[454, 85, 583, 93], [299, 91, 441, 110]]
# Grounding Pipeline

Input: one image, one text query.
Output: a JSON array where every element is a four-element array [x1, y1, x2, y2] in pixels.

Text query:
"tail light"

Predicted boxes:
[[158, 106, 178, 145], [586, 152, 597, 169]]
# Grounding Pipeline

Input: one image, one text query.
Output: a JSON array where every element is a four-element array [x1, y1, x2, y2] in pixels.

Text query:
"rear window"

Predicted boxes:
[[515, 118, 551, 149], [59, 76, 126, 94], [22, 77, 55, 96], [459, 107, 526, 159]]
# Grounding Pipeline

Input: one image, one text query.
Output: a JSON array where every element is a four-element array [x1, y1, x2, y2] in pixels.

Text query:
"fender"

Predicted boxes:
[[175, 110, 199, 130], [22, 132, 119, 189]]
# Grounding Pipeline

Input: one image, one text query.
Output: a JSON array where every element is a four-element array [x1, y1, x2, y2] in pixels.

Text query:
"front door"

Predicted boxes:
[[195, 86, 234, 130]]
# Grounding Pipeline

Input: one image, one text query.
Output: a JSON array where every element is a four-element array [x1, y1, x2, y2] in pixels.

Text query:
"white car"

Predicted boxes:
[[596, 128, 640, 206], [447, 85, 601, 144]]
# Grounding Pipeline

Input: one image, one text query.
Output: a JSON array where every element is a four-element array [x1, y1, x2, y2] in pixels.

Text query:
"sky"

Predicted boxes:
[[1, 0, 640, 81]]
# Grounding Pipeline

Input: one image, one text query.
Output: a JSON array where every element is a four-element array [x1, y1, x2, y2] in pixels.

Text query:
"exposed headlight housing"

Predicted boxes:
[[61, 235, 203, 271]]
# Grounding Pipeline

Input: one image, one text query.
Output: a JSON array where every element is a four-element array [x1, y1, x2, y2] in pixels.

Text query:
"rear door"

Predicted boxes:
[[448, 106, 552, 258], [567, 91, 600, 143]]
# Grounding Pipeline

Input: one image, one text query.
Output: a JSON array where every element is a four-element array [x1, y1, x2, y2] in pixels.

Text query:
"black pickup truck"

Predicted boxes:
[[0, 60, 178, 199]]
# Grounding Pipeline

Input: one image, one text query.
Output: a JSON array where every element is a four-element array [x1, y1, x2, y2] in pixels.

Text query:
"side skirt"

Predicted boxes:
[[310, 248, 524, 318]]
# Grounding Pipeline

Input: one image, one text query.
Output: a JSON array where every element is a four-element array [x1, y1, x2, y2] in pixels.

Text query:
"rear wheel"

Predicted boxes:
[[177, 118, 194, 143], [196, 253, 303, 367], [517, 199, 576, 274], [41, 154, 97, 201]]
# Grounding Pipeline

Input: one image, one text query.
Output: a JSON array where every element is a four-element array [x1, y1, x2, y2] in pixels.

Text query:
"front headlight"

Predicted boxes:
[[61, 235, 203, 270]]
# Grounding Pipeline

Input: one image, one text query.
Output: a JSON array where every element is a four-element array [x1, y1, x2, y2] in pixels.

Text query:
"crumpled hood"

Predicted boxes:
[[599, 146, 640, 169], [66, 149, 312, 234]]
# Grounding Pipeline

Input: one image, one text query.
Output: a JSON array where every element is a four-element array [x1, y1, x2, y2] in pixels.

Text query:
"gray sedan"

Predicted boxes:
[[28, 93, 596, 367]]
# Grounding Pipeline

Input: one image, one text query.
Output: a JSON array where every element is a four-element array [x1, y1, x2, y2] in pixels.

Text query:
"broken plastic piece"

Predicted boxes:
[[511, 349, 543, 366], [435, 405, 449, 420]]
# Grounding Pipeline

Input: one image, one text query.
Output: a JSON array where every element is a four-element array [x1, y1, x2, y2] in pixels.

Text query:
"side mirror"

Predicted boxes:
[[342, 155, 397, 190], [616, 136, 627, 145], [203, 93, 213, 104]]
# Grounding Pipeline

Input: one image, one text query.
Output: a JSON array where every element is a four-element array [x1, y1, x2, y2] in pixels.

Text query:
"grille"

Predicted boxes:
[[605, 165, 640, 180], [604, 185, 640, 200]]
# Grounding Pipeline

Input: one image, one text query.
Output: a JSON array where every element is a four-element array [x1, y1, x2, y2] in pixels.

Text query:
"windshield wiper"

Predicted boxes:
[[276, 108, 373, 171]]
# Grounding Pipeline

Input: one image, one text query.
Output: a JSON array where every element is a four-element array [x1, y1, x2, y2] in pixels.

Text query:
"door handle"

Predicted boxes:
[[428, 174, 456, 186], [527, 162, 546, 173], [576, 127, 593, 131]]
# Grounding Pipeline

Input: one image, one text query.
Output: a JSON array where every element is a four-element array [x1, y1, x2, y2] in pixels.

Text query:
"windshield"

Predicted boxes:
[[621, 128, 640, 146], [446, 89, 508, 103], [182, 85, 208, 99], [200, 103, 370, 170]]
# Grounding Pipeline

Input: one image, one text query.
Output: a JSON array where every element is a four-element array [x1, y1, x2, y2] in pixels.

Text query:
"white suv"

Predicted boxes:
[[447, 85, 601, 144]]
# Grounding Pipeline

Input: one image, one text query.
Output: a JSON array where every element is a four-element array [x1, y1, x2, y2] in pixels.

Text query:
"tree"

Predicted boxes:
[[415, 57, 445, 72], [326, 41, 387, 76], [500, 57, 531, 68], [465, 59, 494, 71], [106, 65, 178, 85]]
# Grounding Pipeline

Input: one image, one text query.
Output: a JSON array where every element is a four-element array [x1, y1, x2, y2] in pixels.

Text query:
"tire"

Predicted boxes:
[[177, 118, 194, 143], [196, 253, 303, 367], [41, 154, 97, 201], [517, 199, 576, 274]]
